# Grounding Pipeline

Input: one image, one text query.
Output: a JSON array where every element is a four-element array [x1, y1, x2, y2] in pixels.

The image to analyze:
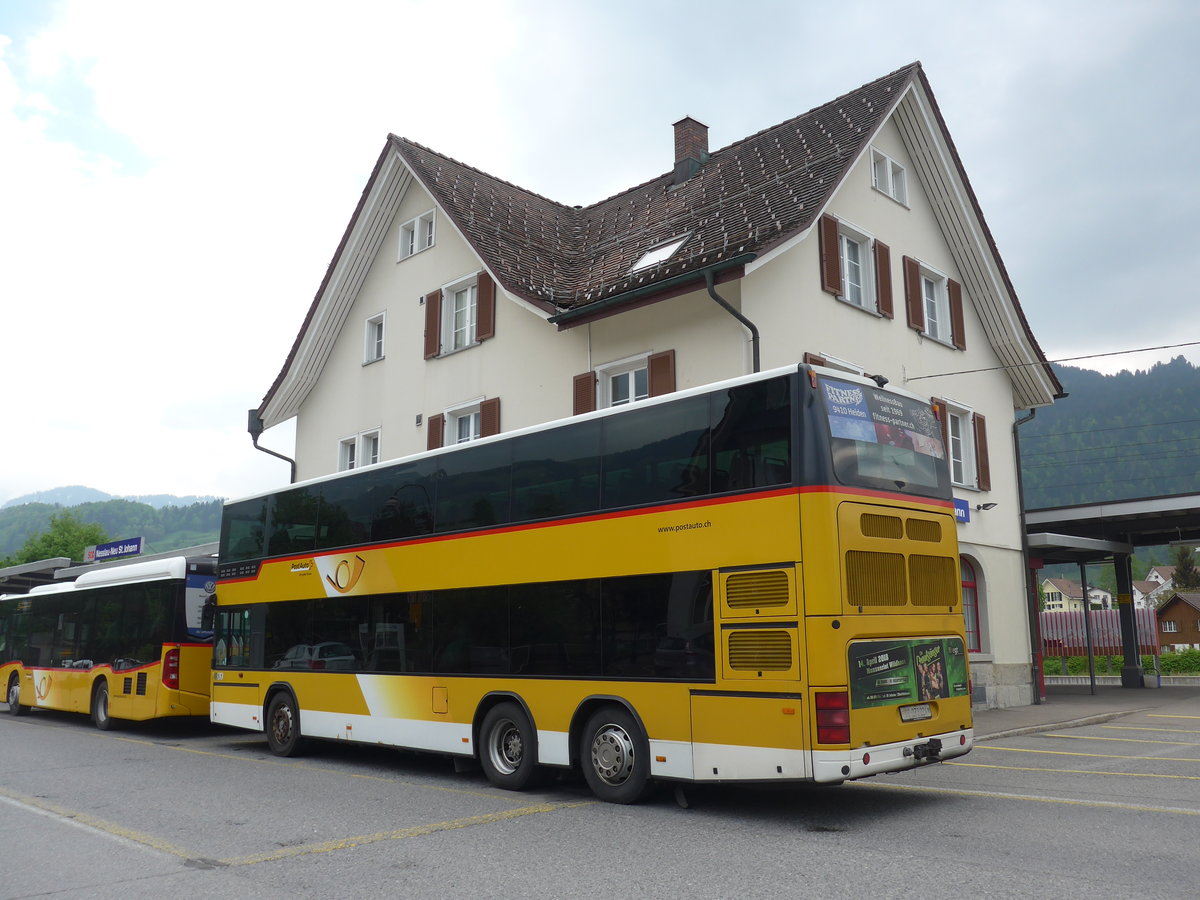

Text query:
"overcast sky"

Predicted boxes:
[[2, 0, 1197, 506]]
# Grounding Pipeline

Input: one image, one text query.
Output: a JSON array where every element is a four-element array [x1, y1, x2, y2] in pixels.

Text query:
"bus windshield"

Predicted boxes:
[[817, 375, 950, 498]]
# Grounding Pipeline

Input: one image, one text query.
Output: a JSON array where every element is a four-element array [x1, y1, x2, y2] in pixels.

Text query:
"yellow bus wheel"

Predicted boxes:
[[479, 701, 544, 791], [266, 691, 306, 757], [6, 675, 27, 716], [580, 706, 654, 804], [91, 681, 116, 731]]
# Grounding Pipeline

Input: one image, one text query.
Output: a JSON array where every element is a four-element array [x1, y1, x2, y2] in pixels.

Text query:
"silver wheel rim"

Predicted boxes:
[[271, 703, 294, 747], [590, 724, 635, 787], [487, 718, 523, 776], [95, 688, 107, 722], [7, 681, 17, 708]]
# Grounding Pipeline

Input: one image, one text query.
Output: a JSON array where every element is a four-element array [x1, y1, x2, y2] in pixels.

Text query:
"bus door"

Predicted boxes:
[[689, 565, 810, 780]]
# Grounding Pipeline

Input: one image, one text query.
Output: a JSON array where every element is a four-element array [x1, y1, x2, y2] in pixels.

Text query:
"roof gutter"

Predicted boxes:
[[248, 408, 297, 485], [704, 267, 760, 373], [547, 253, 757, 328]]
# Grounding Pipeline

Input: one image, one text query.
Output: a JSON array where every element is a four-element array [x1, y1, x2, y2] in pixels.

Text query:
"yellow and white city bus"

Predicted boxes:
[[212, 364, 973, 802], [2, 556, 216, 729]]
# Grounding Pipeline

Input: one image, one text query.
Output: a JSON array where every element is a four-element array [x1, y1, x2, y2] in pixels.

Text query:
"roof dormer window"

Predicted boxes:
[[630, 234, 689, 273]]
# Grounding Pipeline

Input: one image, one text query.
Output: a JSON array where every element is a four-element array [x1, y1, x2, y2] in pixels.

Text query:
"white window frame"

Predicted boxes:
[[596, 354, 650, 408], [444, 398, 484, 445], [1162, 620, 1178, 633], [836, 222, 876, 313], [337, 429, 381, 471], [442, 274, 478, 352], [364, 312, 386, 364], [920, 264, 952, 344], [630, 233, 689, 273], [943, 399, 978, 489], [871, 147, 907, 205], [398, 210, 436, 261], [811, 353, 865, 376]]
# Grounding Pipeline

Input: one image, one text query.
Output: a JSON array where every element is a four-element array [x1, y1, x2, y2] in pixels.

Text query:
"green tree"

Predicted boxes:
[[10, 511, 108, 565], [1170, 544, 1200, 591]]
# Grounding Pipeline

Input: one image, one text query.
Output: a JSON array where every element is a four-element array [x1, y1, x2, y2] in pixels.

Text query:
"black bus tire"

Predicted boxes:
[[479, 701, 544, 791], [7, 674, 27, 716], [266, 691, 305, 757], [91, 680, 116, 730], [580, 706, 654, 804]]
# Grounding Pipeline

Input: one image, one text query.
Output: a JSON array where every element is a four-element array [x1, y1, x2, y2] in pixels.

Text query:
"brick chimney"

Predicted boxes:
[[672, 116, 708, 186]]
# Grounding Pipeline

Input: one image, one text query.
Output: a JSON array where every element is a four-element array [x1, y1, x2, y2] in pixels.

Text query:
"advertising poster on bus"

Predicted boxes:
[[849, 637, 969, 708]]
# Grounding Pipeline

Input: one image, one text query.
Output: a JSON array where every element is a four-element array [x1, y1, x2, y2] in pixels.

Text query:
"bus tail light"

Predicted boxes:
[[815, 690, 850, 744], [163, 648, 180, 690]]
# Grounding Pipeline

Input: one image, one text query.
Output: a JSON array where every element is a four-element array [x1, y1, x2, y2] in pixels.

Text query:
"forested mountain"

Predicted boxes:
[[1021, 356, 1200, 509], [2, 486, 217, 510], [0, 497, 222, 561]]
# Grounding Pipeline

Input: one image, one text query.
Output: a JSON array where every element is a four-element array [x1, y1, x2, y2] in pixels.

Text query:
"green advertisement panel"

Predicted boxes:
[[849, 637, 969, 708]]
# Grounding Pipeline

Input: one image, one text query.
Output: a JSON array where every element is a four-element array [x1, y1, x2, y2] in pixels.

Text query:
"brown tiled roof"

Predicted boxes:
[[395, 63, 919, 311]]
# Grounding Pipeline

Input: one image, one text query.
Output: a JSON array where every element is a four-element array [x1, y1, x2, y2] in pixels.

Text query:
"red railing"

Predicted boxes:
[[1040, 609, 1160, 657]]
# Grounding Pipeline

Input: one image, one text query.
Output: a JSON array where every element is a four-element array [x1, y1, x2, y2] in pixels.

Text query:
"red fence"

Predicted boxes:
[[1040, 609, 1160, 656]]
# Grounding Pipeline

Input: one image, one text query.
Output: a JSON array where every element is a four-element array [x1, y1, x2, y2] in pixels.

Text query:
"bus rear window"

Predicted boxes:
[[818, 377, 949, 497]]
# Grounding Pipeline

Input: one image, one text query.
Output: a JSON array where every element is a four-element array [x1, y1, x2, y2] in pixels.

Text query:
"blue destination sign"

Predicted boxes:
[[86, 537, 145, 563]]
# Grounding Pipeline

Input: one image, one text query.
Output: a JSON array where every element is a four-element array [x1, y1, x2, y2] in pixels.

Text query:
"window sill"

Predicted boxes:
[[362, 356, 385, 367], [871, 185, 909, 208], [835, 295, 884, 317], [919, 331, 959, 350], [397, 246, 434, 264], [434, 341, 481, 360]]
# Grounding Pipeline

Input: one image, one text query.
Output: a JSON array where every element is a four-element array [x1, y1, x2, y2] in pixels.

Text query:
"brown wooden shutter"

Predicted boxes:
[[948, 278, 965, 350], [818, 214, 842, 295], [423, 290, 442, 359], [874, 240, 893, 319], [648, 349, 676, 397], [973, 413, 991, 491], [803, 351, 828, 368], [573, 372, 596, 415], [475, 272, 496, 341], [480, 397, 501, 437], [427, 413, 444, 450], [903, 256, 923, 332]]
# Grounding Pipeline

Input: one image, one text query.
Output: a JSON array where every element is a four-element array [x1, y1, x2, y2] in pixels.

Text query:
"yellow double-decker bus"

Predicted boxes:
[[212, 364, 972, 802], [3, 556, 216, 729]]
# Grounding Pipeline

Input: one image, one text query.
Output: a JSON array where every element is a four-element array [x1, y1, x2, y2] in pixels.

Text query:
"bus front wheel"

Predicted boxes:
[[580, 706, 653, 804], [479, 701, 544, 791], [91, 681, 116, 730], [7, 675, 27, 716], [266, 692, 305, 757]]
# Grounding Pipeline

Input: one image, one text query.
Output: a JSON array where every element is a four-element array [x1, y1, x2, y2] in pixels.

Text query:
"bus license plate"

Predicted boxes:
[[900, 703, 932, 722]]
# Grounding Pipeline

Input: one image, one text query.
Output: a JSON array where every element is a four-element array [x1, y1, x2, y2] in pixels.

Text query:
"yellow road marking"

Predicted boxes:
[[1101, 725, 1200, 734], [976, 744, 1200, 762], [1149, 714, 1200, 720], [855, 778, 1200, 814], [1041, 733, 1195, 745], [947, 761, 1200, 781], [0, 786, 193, 858], [222, 800, 597, 866]]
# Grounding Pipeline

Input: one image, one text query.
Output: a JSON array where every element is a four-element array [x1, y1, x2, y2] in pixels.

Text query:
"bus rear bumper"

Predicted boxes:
[[811, 727, 974, 783]]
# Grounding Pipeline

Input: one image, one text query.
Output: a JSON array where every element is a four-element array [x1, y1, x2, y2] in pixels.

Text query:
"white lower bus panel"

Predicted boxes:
[[811, 727, 974, 783]]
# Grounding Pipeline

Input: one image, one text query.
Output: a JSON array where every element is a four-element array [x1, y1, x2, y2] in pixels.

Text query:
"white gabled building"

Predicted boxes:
[[254, 63, 1062, 708]]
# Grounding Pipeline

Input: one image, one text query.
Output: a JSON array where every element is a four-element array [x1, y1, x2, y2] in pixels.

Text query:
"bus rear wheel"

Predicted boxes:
[[7, 675, 27, 716], [91, 681, 116, 730], [266, 692, 305, 757], [479, 701, 544, 791], [580, 706, 653, 804]]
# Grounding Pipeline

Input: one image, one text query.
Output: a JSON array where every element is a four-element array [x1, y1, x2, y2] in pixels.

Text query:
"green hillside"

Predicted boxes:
[[1021, 357, 1200, 509], [0, 497, 223, 563]]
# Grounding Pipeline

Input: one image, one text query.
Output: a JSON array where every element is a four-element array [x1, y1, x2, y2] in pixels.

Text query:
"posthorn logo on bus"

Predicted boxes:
[[315, 554, 367, 595]]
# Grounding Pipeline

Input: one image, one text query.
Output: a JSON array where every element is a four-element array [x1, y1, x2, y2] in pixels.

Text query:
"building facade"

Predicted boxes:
[[255, 64, 1061, 708]]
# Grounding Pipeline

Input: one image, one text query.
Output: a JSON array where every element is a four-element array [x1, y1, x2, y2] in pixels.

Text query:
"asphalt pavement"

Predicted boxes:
[[974, 681, 1200, 739]]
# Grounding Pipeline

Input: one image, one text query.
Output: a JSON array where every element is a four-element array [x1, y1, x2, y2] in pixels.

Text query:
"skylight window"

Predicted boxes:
[[630, 234, 689, 273]]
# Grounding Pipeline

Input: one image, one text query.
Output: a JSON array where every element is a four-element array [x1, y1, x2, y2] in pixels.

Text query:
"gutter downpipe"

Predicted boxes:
[[704, 268, 760, 373], [248, 408, 297, 484], [1014, 406, 1042, 703]]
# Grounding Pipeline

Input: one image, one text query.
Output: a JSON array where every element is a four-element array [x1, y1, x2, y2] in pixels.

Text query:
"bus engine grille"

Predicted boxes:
[[727, 630, 793, 670]]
